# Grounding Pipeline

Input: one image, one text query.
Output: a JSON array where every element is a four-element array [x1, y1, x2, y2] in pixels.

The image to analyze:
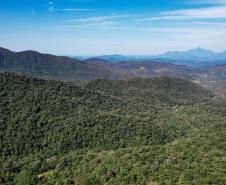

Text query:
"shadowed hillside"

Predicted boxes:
[[0, 47, 123, 81]]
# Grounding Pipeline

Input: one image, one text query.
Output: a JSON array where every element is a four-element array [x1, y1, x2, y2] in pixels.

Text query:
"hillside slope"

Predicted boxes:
[[0, 47, 122, 81], [86, 59, 201, 80], [0, 73, 225, 185], [0, 73, 212, 157], [207, 63, 226, 80]]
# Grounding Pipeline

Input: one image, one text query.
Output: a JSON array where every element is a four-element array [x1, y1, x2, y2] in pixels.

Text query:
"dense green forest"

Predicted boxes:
[[0, 72, 225, 185]]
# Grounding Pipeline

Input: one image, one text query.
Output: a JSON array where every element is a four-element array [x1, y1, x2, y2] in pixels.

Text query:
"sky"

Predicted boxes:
[[0, 0, 226, 55]]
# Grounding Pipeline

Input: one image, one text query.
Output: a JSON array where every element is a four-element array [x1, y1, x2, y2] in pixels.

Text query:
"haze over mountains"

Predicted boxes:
[[1, 46, 226, 83], [156, 48, 226, 61], [93, 48, 226, 66]]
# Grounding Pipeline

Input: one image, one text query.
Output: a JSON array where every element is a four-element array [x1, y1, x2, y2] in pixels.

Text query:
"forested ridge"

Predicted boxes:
[[0, 47, 122, 81], [0, 72, 225, 185]]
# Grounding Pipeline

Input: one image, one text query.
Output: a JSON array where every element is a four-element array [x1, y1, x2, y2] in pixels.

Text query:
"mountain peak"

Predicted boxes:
[[194, 47, 205, 50], [98, 54, 129, 62], [0, 47, 14, 54], [17, 50, 43, 56], [188, 47, 214, 53], [155, 47, 219, 63]]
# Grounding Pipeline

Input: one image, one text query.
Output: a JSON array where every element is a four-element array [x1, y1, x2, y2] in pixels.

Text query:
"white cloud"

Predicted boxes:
[[54, 24, 226, 38], [67, 14, 130, 23], [141, 6, 226, 21], [192, 21, 226, 27], [187, 0, 226, 5], [54, 8, 94, 12], [162, 6, 226, 18]]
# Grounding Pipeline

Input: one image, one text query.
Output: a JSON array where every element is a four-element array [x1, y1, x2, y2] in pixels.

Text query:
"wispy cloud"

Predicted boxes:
[[67, 14, 130, 23], [140, 6, 226, 21], [186, 0, 226, 5], [48, 0, 94, 12], [53, 24, 226, 37], [54, 8, 94, 12], [192, 21, 226, 27]]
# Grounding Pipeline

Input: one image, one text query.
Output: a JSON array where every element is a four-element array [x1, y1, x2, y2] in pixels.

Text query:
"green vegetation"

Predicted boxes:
[[0, 72, 225, 185], [0, 48, 121, 81]]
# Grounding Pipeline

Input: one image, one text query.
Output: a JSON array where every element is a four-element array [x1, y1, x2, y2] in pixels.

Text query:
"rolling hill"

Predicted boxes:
[[0, 72, 225, 185], [0, 47, 122, 81], [86, 59, 200, 80], [0, 72, 212, 157]]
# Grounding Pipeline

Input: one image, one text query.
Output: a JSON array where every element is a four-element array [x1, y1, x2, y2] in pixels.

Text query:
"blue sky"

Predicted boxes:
[[1, 0, 226, 55]]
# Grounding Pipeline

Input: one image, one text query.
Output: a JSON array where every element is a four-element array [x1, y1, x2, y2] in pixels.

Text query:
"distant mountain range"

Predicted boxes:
[[1, 46, 226, 83], [95, 54, 130, 62], [154, 48, 226, 66], [91, 48, 226, 66]]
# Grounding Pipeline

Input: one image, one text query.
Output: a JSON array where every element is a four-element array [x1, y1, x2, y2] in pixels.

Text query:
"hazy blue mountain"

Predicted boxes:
[[154, 48, 218, 61], [156, 48, 213, 60], [218, 51, 226, 58], [86, 48, 226, 67], [152, 48, 226, 67], [97, 54, 131, 62]]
